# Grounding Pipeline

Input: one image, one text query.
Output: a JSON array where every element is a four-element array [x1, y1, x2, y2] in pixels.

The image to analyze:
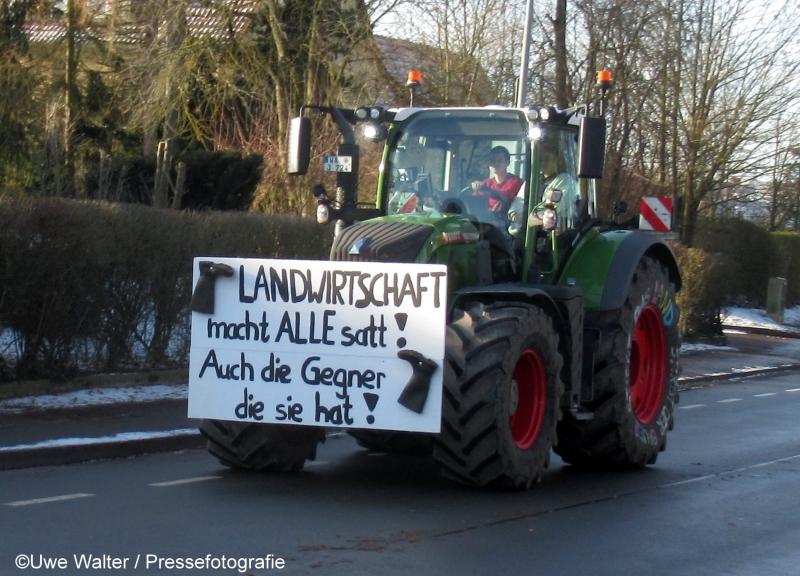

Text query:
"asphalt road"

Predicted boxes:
[[2, 372, 800, 576]]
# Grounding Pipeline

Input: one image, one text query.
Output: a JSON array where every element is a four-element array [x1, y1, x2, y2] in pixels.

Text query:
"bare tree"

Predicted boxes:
[[674, 0, 800, 244]]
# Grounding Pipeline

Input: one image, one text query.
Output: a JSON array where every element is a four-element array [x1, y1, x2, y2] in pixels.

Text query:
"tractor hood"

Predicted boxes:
[[330, 213, 481, 263]]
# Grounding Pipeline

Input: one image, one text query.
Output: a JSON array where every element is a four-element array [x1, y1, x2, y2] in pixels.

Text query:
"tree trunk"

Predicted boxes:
[[553, 0, 568, 109]]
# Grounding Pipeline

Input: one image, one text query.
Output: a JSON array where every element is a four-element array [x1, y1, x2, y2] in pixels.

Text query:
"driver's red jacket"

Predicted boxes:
[[478, 175, 523, 211]]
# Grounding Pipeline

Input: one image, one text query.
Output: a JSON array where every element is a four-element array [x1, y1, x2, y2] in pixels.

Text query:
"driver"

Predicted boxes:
[[469, 146, 523, 212]]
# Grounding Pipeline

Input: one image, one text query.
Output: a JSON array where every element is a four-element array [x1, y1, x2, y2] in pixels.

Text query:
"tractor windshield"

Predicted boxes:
[[384, 110, 528, 235]]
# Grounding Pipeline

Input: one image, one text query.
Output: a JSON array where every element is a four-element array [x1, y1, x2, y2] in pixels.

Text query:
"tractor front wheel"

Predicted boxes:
[[199, 420, 325, 472], [433, 302, 563, 489]]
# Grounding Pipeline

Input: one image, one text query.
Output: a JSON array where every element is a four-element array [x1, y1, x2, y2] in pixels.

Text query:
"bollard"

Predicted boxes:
[[766, 277, 787, 324]]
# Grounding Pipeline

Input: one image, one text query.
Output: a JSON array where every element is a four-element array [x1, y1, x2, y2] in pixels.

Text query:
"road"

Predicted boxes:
[[2, 372, 800, 576]]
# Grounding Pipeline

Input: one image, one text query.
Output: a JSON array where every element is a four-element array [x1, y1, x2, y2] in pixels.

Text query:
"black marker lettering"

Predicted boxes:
[[290, 269, 309, 303], [314, 392, 354, 425], [239, 265, 255, 303], [253, 265, 269, 301], [235, 388, 263, 420], [269, 267, 288, 302], [260, 353, 291, 383]]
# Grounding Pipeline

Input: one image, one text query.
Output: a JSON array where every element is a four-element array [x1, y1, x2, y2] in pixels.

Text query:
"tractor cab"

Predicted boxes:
[[376, 106, 604, 285]]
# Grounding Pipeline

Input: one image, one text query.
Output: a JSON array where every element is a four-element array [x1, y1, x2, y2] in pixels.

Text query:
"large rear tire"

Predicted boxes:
[[554, 256, 680, 468], [199, 420, 325, 472], [433, 302, 563, 489]]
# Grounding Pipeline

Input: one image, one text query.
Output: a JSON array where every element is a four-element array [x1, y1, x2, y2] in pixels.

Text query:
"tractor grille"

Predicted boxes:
[[331, 221, 434, 262]]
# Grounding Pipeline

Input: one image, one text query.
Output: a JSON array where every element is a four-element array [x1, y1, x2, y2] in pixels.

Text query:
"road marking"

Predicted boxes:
[[754, 393, 777, 397], [305, 461, 329, 467], [4, 493, 94, 507], [678, 404, 706, 410], [718, 398, 742, 403], [786, 388, 800, 392], [661, 454, 800, 489], [661, 474, 717, 487], [148, 476, 221, 487]]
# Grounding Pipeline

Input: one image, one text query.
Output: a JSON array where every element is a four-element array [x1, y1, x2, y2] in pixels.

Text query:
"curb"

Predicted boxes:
[[678, 363, 800, 388], [722, 325, 800, 339], [1, 430, 205, 471]]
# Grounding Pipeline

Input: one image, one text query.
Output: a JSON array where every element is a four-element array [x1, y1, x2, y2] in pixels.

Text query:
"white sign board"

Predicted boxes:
[[323, 156, 352, 173], [188, 258, 447, 433]]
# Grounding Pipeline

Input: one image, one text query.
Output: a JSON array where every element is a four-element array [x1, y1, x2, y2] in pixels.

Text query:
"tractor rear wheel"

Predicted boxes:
[[199, 420, 325, 472], [433, 302, 563, 489], [554, 256, 680, 468]]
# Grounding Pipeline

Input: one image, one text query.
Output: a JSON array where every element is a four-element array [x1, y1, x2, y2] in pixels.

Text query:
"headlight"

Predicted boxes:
[[316, 203, 330, 224], [362, 123, 388, 141], [542, 208, 557, 230]]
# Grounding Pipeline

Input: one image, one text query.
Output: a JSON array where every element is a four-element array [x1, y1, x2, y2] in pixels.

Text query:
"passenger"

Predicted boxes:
[[509, 145, 579, 230]]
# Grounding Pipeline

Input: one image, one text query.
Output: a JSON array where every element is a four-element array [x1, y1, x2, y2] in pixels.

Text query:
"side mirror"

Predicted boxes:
[[544, 188, 563, 203], [577, 116, 606, 179], [287, 116, 312, 175]]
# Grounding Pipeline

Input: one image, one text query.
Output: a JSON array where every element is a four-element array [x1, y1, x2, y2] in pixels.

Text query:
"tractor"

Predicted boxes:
[[198, 72, 681, 489]]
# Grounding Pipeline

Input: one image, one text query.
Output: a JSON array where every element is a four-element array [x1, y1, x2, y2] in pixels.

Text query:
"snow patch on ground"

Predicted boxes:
[[0, 384, 187, 414], [680, 342, 735, 353], [678, 306, 800, 355], [0, 428, 199, 452], [722, 306, 800, 333]]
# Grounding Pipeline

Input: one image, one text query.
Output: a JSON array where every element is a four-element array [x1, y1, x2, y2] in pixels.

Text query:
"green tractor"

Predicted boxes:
[[199, 74, 681, 489]]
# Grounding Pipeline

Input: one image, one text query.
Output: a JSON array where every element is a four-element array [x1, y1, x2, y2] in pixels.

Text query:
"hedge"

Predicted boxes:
[[677, 219, 800, 337], [0, 198, 332, 381], [4, 200, 800, 378]]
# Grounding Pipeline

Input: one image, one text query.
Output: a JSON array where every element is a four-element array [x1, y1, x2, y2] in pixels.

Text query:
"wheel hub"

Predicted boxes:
[[509, 379, 519, 415], [510, 349, 547, 450], [630, 304, 667, 424]]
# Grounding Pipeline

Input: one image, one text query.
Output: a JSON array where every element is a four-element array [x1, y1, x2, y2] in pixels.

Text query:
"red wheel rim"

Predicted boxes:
[[510, 350, 547, 449], [630, 304, 667, 424]]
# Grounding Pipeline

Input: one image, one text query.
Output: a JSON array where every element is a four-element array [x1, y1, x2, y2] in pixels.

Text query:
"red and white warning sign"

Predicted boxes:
[[639, 197, 674, 232]]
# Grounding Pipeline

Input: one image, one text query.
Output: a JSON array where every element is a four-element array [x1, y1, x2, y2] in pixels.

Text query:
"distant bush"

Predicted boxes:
[[676, 219, 800, 337], [0, 198, 331, 381], [675, 246, 725, 338], [772, 232, 800, 307], [693, 217, 780, 307], [180, 150, 264, 211], [83, 149, 264, 210]]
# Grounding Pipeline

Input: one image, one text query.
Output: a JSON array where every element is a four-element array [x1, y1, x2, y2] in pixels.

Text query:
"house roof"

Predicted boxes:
[[24, 0, 259, 44]]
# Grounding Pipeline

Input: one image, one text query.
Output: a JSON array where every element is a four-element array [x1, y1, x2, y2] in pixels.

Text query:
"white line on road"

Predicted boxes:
[[149, 476, 221, 487], [661, 454, 800, 489], [754, 393, 777, 397], [786, 388, 800, 392], [4, 493, 94, 507], [678, 404, 706, 410], [660, 475, 717, 487], [718, 398, 742, 403]]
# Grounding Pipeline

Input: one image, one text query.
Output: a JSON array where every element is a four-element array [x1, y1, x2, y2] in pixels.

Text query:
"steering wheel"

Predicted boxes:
[[439, 196, 469, 215], [459, 185, 507, 206]]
